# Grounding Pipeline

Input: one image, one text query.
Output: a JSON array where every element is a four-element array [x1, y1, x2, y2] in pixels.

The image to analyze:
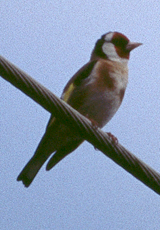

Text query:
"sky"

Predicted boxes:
[[1, 1, 160, 229]]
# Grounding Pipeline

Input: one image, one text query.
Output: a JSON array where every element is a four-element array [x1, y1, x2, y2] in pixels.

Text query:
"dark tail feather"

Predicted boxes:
[[17, 125, 57, 187], [46, 149, 70, 171], [46, 140, 83, 171], [17, 154, 49, 187]]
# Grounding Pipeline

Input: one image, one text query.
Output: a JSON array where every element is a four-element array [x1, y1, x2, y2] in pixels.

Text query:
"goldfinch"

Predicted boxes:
[[17, 31, 142, 187]]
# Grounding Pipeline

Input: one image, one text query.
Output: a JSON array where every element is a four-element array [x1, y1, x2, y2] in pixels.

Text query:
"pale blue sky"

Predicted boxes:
[[1, 1, 160, 229]]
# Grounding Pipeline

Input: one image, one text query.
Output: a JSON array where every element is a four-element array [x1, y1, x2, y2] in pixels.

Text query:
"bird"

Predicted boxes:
[[17, 31, 142, 187]]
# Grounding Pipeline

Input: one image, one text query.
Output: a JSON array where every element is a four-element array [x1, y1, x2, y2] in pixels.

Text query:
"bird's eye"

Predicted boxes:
[[112, 37, 128, 47]]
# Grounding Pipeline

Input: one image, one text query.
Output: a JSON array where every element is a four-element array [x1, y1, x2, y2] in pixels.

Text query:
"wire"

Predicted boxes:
[[0, 55, 160, 194]]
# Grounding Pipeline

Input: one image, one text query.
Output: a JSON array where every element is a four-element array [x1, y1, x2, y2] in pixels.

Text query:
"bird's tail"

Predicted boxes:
[[46, 139, 83, 170], [17, 153, 50, 187], [17, 120, 83, 187], [17, 139, 83, 187]]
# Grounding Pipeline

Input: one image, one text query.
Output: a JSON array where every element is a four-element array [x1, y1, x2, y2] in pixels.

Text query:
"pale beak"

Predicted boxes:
[[126, 42, 143, 51]]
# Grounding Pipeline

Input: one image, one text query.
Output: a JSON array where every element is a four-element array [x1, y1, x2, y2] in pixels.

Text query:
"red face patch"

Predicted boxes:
[[111, 32, 130, 59]]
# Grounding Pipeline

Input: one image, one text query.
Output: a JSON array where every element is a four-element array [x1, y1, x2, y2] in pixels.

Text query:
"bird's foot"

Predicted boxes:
[[107, 132, 118, 144]]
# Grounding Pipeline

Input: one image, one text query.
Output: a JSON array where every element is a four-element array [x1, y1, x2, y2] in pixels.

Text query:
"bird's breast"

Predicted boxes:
[[93, 59, 128, 91], [79, 60, 128, 127]]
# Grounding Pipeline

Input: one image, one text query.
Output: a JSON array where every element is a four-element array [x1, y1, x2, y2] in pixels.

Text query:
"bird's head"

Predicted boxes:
[[91, 31, 142, 62]]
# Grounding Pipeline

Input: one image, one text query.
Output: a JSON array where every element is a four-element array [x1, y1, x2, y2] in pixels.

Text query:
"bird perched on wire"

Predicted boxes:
[[17, 31, 142, 187]]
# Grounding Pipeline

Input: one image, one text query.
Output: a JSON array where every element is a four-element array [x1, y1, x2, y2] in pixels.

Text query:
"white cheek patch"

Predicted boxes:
[[102, 43, 119, 60], [102, 42, 128, 63]]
